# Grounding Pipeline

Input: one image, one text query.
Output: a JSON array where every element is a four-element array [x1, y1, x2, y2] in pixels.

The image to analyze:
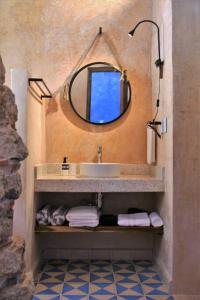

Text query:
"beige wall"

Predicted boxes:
[[172, 0, 200, 295], [152, 0, 173, 283], [0, 0, 154, 271], [0, 0, 153, 164], [153, 0, 200, 297], [25, 93, 44, 271], [43, 0, 153, 164]]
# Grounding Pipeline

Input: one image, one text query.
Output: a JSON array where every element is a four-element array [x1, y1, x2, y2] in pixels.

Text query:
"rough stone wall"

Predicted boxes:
[[0, 55, 33, 299]]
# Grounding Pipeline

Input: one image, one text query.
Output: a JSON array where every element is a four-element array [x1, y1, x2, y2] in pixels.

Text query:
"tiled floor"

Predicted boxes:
[[33, 259, 174, 300]]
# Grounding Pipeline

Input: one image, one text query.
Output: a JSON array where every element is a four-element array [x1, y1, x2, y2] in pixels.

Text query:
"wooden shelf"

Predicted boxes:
[[35, 225, 163, 234]]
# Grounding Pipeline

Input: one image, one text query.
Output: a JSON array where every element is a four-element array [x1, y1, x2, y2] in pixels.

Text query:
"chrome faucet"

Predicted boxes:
[[97, 145, 102, 163]]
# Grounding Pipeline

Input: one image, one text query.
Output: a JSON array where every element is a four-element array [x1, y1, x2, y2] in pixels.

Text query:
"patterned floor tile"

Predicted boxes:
[[142, 283, 169, 296], [68, 264, 90, 273], [146, 296, 174, 300], [62, 282, 89, 295], [39, 272, 65, 283], [90, 272, 114, 283], [89, 295, 117, 300], [117, 296, 146, 300], [32, 295, 60, 300], [135, 265, 158, 274], [90, 264, 112, 273], [138, 272, 162, 284], [113, 264, 135, 274], [34, 283, 63, 295], [116, 282, 143, 296], [133, 260, 157, 273], [33, 260, 173, 300], [90, 282, 116, 295], [134, 260, 154, 266], [61, 295, 88, 300], [114, 273, 140, 283], [64, 272, 89, 283], [43, 264, 68, 272]]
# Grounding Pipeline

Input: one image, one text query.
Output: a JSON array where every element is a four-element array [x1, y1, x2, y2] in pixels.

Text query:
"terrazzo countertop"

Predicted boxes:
[[34, 164, 165, 192]]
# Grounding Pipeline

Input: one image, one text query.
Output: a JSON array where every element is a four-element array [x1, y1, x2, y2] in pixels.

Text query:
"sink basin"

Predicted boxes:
[[79, 163, 120, 178]]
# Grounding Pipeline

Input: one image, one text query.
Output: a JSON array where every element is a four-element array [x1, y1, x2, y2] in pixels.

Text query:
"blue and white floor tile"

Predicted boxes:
[[33, 259, 174, 300]]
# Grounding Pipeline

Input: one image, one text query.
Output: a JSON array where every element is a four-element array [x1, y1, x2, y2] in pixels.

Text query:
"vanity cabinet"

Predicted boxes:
[[34, 164, 164, 234], [34, 164, 164, 261]]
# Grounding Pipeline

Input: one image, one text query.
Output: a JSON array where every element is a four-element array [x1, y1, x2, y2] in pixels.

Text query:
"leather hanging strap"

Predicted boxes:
[[63, 27, 123, 100]]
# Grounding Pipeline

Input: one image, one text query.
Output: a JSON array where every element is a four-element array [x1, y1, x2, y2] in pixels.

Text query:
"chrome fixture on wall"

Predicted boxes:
[[128, 20, 164, 79]]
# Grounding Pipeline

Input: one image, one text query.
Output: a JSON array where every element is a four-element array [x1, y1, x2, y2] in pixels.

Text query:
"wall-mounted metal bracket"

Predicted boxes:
[[148, 120, 162, 126], [28, 78, 52, 99], [147, 120, 162, 139]]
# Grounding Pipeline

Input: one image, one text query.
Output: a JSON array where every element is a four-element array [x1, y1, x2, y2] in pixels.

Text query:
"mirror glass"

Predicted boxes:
[[69, 62, 131, 125]]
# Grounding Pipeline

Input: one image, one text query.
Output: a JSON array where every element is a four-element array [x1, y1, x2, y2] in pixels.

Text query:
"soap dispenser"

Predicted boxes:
[[62, 156, 69, 176]]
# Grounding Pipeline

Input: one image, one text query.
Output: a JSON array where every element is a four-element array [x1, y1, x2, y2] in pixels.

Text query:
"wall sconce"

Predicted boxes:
[[128, 19, 164, 79]]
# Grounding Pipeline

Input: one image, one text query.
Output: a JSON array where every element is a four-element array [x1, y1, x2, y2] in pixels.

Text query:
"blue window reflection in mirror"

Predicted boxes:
[[87, 67, 121, 123], [69, 62, 131, 125]]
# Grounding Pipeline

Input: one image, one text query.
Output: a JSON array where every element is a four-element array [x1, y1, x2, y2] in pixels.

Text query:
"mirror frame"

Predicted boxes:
[[68, 62, 132, 125]]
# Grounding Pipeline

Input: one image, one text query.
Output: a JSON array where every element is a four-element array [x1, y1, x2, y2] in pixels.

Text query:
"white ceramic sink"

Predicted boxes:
[[79, 163, 120, 178]]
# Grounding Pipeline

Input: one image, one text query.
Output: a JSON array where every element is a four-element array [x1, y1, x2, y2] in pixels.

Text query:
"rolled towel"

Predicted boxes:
[[149, 212, 163, 227], [66, 206, 99, 221], [50, 206, 68, 226], [36, 205, 53, 225], [118, 213, 150, 227]]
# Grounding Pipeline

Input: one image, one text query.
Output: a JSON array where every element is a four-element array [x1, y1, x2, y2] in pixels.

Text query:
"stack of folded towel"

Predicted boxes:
[[66, 206, 100, 227], [36, 205, 68, 226], [118, 213, 150, 227], [118, 211, 163, 228]]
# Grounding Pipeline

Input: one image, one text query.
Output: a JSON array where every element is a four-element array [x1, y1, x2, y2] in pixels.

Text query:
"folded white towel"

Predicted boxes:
[[118, 213, 150, 227], [68, 217, 99, 222], [149, 212, 163, 227], [66, 206, 99, 221], [69, 220, 99, 227]]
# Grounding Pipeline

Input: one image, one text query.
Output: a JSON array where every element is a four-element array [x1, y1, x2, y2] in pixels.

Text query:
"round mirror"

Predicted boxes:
[[68, 62, 131, 125]]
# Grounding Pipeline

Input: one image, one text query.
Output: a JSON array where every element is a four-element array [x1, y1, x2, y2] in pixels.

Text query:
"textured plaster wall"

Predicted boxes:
[[171, 0, 200, 295], [0, 0, 153, 163], [153, 0, 200, 297], [25, 94, 44, 271], [43, 0, 153, 163], [0, 0, 154, 270], [151, 0, 173, 283]]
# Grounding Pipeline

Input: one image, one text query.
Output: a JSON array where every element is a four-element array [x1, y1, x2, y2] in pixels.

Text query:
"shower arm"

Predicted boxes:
[[128, 19, 164, 78]]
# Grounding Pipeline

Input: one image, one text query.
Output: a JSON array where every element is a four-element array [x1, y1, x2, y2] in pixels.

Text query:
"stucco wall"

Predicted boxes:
[[152, 0, 173, 283], [153, 0, 200, 297], [43, 0, 153, 163], [0, 0, 153, 164], [0, 0, 154, 271], [172, 0, 200, 295]]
